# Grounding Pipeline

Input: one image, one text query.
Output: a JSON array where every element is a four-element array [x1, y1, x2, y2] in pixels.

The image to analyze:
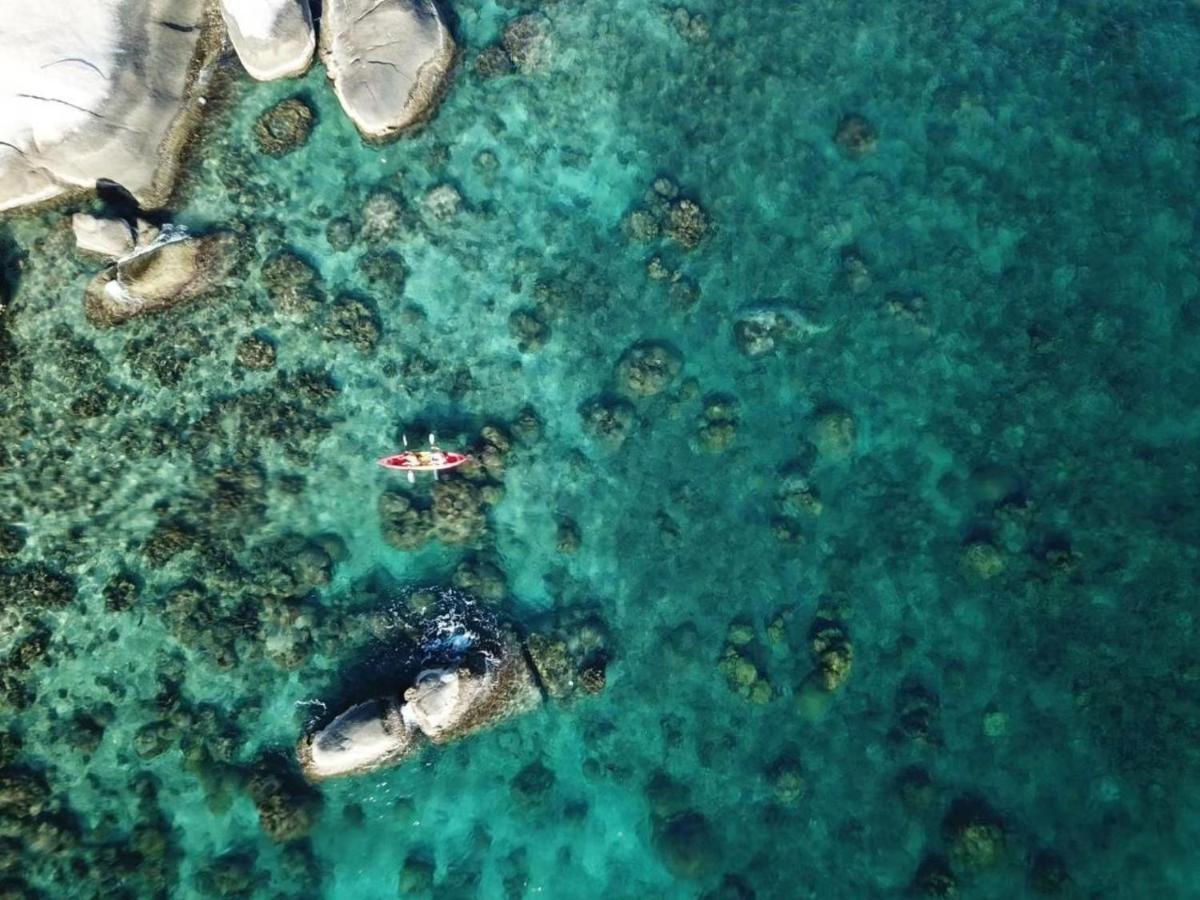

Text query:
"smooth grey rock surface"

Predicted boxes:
[[0, 0, 221, 212], [220, 0, 315, 81], [72, 214, 135, 259], [319, 0, 456, 141]]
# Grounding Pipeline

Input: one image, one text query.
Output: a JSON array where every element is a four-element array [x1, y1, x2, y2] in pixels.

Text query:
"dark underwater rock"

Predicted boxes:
[[298, 601, 541, 781], [254, 98, 315, 156], [653, 810, 718, 879], [943, 796, 1006, 872]]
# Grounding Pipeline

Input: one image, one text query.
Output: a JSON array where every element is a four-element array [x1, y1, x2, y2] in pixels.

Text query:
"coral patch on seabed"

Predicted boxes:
[[0, 0, 1198, 894]]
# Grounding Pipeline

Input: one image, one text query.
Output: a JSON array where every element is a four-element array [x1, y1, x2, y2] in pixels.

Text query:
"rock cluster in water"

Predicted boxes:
[[298, 593, 609, 781], [0, 0, 223, 212], [0, 0, 456, 213]]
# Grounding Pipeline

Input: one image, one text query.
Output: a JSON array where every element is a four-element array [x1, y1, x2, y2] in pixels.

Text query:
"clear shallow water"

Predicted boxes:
[[3, 0, 1200, 896]]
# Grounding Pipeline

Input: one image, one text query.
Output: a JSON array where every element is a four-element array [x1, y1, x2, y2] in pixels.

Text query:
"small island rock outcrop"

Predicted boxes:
[[298, 614, 541, 781]]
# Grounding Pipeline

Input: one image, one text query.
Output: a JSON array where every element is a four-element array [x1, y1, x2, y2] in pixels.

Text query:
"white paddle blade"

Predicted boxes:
[[402, 434, 409, 448], [428, 432, 436, 447], [407, 470, 415, 484]]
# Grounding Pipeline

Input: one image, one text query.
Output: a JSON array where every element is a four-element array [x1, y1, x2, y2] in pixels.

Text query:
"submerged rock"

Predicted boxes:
[[943, 796, 1007, 872], [911, 854, 957, 897], [732, 304, 829, 358], [834, 113, 878, 158], [0, 0, 221, 212], [808, 616, 853, 692], [254, 98, 316, 156], [616, 341, 683, 397], [83, 232, 236, 326], [502, 14, 552, 73], [220, 0, 315, 81], [579, 396, 636, 446], [653, 810, 718, 879], [320, 0, 456, 140]]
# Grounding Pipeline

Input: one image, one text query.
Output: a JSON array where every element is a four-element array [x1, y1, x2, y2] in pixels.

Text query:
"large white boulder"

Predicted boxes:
[[319, 0, 456, 141], [402, 668, 483, 741], [83, 230, 237, 326], [72, 214, 135, 259], [220, 0, 315, 81], [0, 0, 220, 212], [298, 698, 418, 780]]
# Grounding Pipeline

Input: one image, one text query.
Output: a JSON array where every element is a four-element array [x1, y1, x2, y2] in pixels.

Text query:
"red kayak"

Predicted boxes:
[[378, 434, 470, 482]]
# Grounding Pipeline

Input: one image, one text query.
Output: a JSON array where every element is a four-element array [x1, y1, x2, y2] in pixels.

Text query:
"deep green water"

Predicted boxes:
[[3, 0, 1200, 896]]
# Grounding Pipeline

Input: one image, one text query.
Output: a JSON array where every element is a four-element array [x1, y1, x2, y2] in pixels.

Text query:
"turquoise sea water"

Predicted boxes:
[[4, 0, 1200, 896]]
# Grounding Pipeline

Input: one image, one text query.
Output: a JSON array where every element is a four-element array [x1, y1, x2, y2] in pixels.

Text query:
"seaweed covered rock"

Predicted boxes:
[[501, 14, 552, 72], [1030, 849, 1071, 895], [262, 250, 323, 316], [246, 754, 322, 842], [664, 198, 710, 249], [695, 395, 739, 452], [961, 540, 1006, 580], [717, 620, 773, 705], [808, 615, 852, 692], [810, 406, 857, 460], [525, 603, 611, 702], [943, 796, 1006, 872], [616, 341, 683, 397], [474, 44, 514, 79], [0, 527, 26, 561], [766, 757, 806, 805], [323, 294, 381, 352], [235, 334, 278, 370], [834, 113, 877, 158], [399, 852, 436, 894], [555, 517, 581, 554], [732, 305, 829, 358], [360, 190, 405, 243], [84, 232, 237, 327], [254, 97, 316, 156], [911, 854, 957, 897], [892, 679, 941, 746], [451, 555, 507, 601], [895, 765, 936, 812], [423, 184, 463, 221], [622, 178, 710, 250], [509, 308, 550, 351], [431, 479, 489, 545], [0, 564, 77, 613], [511, 759, 556, 805]]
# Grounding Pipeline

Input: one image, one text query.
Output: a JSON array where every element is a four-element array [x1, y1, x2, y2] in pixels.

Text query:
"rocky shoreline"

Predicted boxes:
[[0, 0, 457, 214]]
